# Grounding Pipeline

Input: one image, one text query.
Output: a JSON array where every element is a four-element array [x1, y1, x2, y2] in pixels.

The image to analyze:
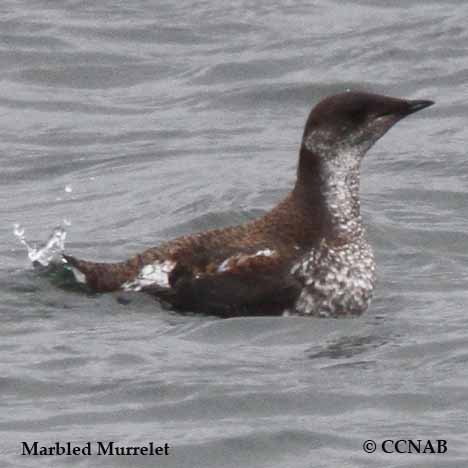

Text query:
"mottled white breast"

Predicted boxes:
[[290, 235, 376, 317]]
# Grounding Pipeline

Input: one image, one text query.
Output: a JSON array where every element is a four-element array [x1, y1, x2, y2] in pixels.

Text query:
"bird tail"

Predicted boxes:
[[62, 254, 139, 292]]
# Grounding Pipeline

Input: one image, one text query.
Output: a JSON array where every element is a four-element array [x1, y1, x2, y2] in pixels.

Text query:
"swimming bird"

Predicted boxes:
[[63, 91, 433, 317]]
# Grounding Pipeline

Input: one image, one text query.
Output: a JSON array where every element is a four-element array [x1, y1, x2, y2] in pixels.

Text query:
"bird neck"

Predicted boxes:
[[294, 146, 363, 244]]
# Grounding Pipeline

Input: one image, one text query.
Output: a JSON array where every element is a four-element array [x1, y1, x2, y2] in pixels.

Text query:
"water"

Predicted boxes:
[[2, 1, 468, 467]]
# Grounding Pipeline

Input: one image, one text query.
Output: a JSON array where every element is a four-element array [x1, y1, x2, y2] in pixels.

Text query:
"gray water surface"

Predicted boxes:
[[2, 1, 468, 467]]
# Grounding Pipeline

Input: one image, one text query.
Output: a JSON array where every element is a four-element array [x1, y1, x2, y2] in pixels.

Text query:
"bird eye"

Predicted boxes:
[[344, 104, 367, 124]]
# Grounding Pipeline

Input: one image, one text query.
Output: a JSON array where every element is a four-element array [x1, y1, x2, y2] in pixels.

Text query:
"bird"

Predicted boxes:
[[63, 91, 434, 317]]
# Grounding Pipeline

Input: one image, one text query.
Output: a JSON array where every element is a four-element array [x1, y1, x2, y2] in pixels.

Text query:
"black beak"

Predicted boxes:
[[376, 98, 434, 120], [406, 99, 434, 115]]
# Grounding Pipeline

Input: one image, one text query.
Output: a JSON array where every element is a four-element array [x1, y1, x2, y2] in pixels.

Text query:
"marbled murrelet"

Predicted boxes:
[[63, 92, 434, 317]]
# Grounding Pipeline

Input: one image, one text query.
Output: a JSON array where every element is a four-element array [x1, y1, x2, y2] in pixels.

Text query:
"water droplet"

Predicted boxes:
[[65, 185, 72, 193], [13, 223, 24, 238], [63, 218, 72, 226]]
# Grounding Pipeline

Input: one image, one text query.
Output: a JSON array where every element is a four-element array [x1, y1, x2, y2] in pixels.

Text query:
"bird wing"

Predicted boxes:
[[157, 250, 301, 317]]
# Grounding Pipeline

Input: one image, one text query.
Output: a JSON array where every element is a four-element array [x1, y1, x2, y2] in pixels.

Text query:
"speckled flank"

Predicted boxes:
[[123, 260, 175, 291], [218, 249, 276, 273]]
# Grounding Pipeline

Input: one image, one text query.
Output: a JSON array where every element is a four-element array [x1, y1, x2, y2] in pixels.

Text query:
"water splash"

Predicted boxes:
[[14, 223, 67, 267]]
